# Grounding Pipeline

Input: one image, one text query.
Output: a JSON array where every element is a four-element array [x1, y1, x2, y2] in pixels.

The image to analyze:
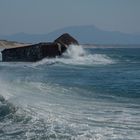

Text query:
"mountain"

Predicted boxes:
[[0, 25, 140, 44]]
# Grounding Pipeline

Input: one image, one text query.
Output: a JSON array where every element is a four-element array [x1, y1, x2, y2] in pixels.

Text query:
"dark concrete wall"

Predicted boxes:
[[2, 43, 63, 62]]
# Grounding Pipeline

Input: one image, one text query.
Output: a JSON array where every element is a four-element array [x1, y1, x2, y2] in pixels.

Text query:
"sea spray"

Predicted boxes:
[[0, 95, 16, 119], [63, 44, 87, 58], [33, 45, 114, 66]]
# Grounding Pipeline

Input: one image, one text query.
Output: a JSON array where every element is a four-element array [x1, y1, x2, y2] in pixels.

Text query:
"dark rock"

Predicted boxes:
[[2, 33, 79, 62], [54, 33, 79, 46], [2, 42, 63, 62]]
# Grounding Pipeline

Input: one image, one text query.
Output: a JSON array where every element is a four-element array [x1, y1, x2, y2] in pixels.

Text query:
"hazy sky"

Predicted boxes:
[[0, 0, 140, 35]]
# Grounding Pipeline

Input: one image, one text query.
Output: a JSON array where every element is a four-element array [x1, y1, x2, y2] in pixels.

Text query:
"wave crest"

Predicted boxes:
[[33, 45, 114, 66]]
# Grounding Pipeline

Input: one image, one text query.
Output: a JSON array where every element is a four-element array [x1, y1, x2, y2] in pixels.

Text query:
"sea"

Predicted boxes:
[[0, 45, 140, 140]]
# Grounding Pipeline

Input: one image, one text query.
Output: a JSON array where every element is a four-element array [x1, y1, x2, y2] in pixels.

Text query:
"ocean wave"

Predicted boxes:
[[0, 47, 140, 139], [32, 45, 115, 67], [0, 75, 140, 139], [0, 88, 109, 140], [0, 95, 16, 119]]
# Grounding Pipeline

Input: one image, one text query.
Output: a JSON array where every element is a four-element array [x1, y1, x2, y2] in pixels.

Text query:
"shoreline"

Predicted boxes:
[[0, 40, 140, 49], [0, 40, 31, 49]]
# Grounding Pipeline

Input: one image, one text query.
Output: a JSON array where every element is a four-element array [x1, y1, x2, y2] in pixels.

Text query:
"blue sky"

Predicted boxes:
[[0, 0, 140, 35]]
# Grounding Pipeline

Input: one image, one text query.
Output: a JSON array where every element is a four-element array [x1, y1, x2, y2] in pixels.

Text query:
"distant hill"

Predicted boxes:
[[0, 25, 140, 44]]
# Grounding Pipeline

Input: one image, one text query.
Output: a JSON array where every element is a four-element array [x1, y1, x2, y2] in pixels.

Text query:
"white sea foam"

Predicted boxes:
[[0, 78, 139, 139], [33, 45, 114, 67], [0, 72, 140, 139]]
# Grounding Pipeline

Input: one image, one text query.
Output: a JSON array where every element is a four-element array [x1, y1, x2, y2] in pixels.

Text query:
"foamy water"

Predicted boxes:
[[32, 45, 114, 67], [0, 46, 140, 140]]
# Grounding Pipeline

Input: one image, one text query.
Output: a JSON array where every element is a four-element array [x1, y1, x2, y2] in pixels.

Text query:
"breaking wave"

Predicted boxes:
[[0, 79, 118, 140], [33, 45, 114, 66]]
